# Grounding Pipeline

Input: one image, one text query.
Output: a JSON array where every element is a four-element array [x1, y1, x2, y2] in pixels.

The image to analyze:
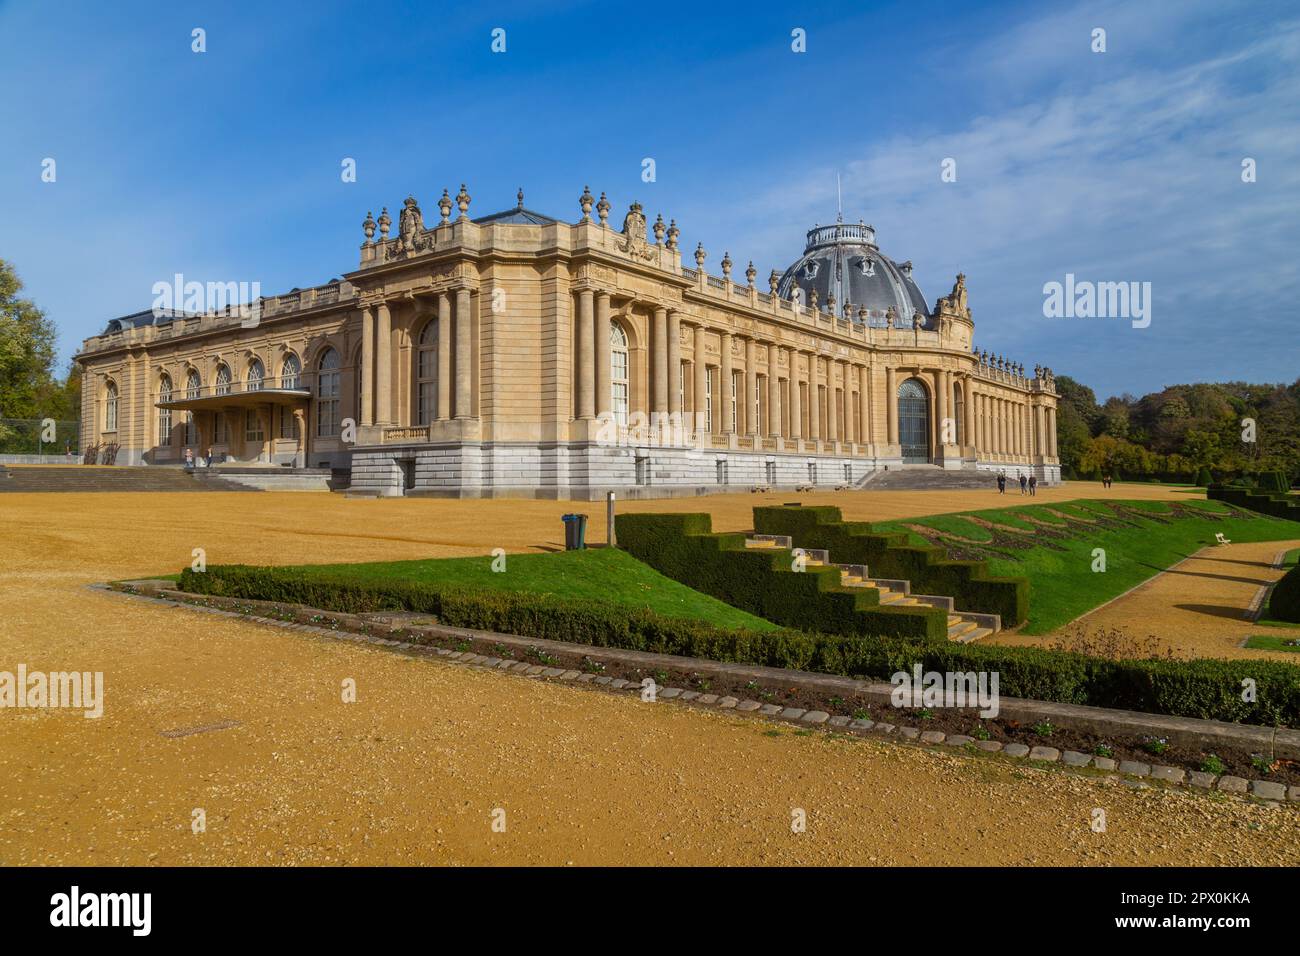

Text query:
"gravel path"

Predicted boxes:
[[2, 487, 1295, 866]]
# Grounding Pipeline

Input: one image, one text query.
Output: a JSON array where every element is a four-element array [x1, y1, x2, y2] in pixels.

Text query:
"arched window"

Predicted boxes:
[[897, 377, 931, 463], [215, 363, 231, 396], [611, 323, 629, 426], [281, 353, 301, 390], [158, 374, 173, 446], [185, 369, 201, 445], [417, 320, 439, 425], [247, 358, 265, 392], [104, 380, 119, 432], [317, 347, 340, 437]]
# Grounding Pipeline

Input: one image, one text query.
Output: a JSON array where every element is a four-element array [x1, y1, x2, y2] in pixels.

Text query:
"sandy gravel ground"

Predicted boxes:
[[1, 486, 1295, 866], [993, 540, 1300, 661]]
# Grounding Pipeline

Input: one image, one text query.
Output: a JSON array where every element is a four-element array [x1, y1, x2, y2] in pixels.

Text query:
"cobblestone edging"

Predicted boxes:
[[97, 584, 1300, 807]]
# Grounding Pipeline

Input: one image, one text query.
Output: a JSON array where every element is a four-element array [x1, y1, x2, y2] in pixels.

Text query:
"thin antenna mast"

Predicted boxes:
[[836, 173, 843, 223]]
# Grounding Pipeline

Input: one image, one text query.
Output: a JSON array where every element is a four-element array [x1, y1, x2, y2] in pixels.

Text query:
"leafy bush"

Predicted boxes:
[[1268, 564, 1300, 623], [178, 564, 1300, 726], [750, 505, 1029, 625], [1195, 467, 1212, 487]]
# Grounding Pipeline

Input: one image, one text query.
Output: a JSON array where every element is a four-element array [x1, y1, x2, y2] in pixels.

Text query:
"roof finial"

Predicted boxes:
[[836, 172, 843, 224], [517, 187, 524, 208]]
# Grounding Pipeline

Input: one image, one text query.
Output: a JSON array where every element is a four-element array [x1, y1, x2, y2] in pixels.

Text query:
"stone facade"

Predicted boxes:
[[74, 187, 1060, 497]]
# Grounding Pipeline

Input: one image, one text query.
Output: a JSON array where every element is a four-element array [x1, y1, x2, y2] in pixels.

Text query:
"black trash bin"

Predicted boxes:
[[561, 513, 590, 550]]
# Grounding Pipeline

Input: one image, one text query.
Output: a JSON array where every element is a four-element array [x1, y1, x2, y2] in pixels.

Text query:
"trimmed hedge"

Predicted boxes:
[[614, 512, 948, 641], [1208, 484, 1300, 522], [177, 563, 1300, 726], [1268, 564, 1300, 623], [752, 505, 1029, 625]]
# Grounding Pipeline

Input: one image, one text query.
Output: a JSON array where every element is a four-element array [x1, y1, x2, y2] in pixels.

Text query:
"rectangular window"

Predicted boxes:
[[245, 409, 264, 442], [730, 372, 739, 433], [704, 368, 714, 433], [716, 458, 727, 484], [279, 406, 299, 440], [317, 370, 340, 437]]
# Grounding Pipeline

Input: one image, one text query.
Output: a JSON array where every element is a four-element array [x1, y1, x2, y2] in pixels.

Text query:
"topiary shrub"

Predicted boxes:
[[614, 512, 949, 641], [751, 505, 1029, 625], [1195, 466, 1212, 487], [1268, 564, 1300, 623]]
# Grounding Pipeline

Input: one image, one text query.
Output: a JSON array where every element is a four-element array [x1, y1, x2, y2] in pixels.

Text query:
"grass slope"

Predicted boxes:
[[875, 499, 1300, 634], [268, 547, 778, 632]]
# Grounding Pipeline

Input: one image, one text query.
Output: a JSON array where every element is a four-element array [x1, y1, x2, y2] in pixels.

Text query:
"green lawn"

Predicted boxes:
[[267, 547, 778, 631], [1245, 634, 1300, 652], [875, 500, 1300, 634]]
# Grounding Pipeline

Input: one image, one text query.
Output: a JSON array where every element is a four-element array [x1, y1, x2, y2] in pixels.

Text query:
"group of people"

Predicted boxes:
[[182, 448, 220, 469], [996, 470, 1037, 496]]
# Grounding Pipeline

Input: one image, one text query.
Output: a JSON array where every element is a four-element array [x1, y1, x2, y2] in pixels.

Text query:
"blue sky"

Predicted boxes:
[[1, 0, 1296, 399]]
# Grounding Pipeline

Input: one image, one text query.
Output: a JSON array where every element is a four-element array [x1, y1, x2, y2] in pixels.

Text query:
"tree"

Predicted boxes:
[[0, 259, 59, 420]]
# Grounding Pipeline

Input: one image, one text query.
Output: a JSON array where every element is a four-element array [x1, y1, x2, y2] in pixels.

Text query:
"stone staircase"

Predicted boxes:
[[745, 534, 1000, 642], [0, 465, 259, 493]]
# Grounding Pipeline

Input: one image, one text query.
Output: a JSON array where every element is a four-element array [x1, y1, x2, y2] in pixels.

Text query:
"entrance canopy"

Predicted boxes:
[[156, 387, 311, 412]]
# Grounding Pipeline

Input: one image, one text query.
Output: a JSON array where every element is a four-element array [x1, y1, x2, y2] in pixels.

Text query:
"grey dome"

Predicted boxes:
[[776, 221, 930, 327]]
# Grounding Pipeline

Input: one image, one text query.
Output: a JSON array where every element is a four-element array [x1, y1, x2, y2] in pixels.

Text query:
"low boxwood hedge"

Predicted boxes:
[[752, 505, 1029, 625], [177, 563, 1300, 726], [1208, 485, 1300, 521], [1268, 564, 1300, 623], [613, 512, 948, 641]]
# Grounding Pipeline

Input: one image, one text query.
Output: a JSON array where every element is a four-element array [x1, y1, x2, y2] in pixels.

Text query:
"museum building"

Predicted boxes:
[[75, 186, 1061, 497]]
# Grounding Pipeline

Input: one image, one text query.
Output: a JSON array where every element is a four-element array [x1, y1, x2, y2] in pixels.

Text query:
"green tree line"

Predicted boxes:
[[1053, 373, 1300, 485], [0, 258, 80, 453]]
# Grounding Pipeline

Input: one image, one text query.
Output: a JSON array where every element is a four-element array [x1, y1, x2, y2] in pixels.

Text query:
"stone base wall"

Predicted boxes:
[[348, 441, 1056, 500]]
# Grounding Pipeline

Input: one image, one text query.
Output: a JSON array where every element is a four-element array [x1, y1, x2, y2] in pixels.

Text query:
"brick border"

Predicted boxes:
[[95, 583, 1300, 807]]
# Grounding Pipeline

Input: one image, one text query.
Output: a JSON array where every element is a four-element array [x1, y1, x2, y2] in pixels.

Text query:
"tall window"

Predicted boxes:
[[245, 408, 264, 442], [215, 364, 231, 395], [316, 348, 340, 437], [214, 412, 227, 444], [185, 370, 200, 445], [417, 320, 439, 425], [105, 381, 118, 432], [952, 383, 965, 446], [279, 406, 299, 440], [754, 377, 763, 435], [158, 374, 172, 446], [730, 371, 740, 433], [704, 367, 714, 432], [679, 361, 687, 414], [247, 358, 265, 392], [611, 324, 629, 426], [281, 353, 301, 390]]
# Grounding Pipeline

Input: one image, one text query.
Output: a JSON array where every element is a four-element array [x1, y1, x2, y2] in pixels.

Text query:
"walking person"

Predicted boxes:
[[184, 447, 194, 470], [1019, 472, 1028, 495], [206, 446, 215, 468], [997, 472, 1006, 495], [1028, 474, 1037, 496]]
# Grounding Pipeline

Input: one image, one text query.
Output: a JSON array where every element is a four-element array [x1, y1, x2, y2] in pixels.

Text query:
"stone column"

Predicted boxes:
[[744, 338, 757, 436], [789, 350, 802, 440], [767, 343, 780, 437], [694, 326, 708, 435], [575, 290, 594, 420], [293, 407, 306, 467], [668, 311, 682, 417], [886, 366, 898, 445], [720, 332, 734, 434], [1049, 406, 1058, 458], [827, 361, 839, 443], [375, 301, 392, 425], [1034, 404, 1045, 458], [360, 306, 375, 426], [437, 293, 452, 421], [964, 377, 976, 451], [857, 366, 868, 445], [809, 355, 821, 441], [653, 307, 668, 414], [454, 288, 473, 420], [936, 369, 950, 444], [999, 398, 1008, 456], [595, 293, 612, 419]]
